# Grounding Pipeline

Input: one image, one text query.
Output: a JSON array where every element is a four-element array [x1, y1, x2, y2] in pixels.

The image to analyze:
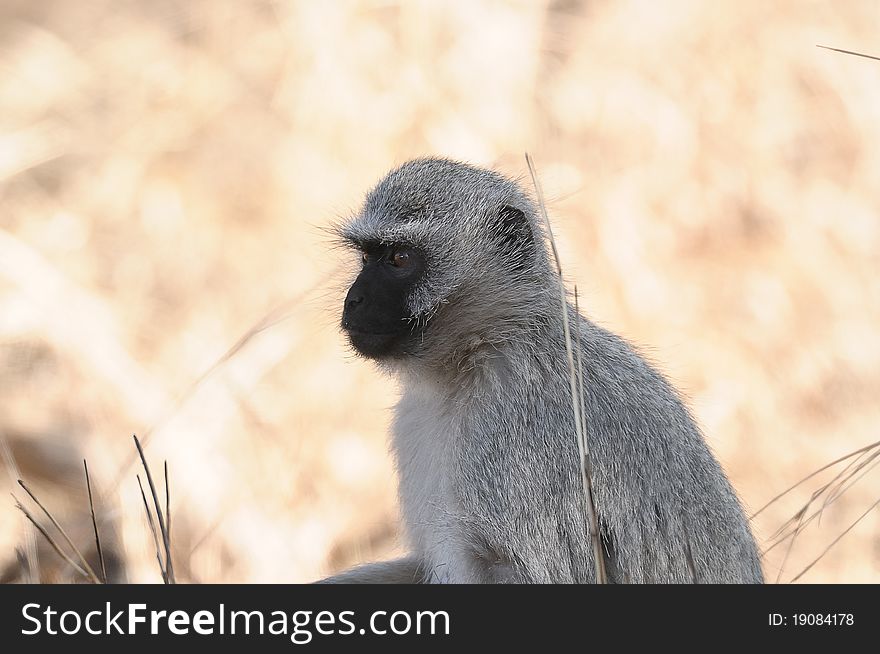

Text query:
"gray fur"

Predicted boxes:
[[316, 556, 425, 584], [323, 158, 763, 584]]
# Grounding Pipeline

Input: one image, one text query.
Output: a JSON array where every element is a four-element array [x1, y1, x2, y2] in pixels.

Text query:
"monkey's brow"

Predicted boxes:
[[349, 237, 414, 253], [347, 237, 384, 251]]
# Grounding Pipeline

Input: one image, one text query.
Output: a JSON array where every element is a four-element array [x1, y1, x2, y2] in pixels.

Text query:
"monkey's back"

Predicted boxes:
[[576, 316, 763, 582], [393, 311, 763, 583]]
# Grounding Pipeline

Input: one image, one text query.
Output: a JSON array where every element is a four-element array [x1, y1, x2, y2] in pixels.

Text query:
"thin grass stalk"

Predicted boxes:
[[764, 451, 880, 556], [823, 448, 880, 510], [83, 460, 107, 583], [775, 503, 809, 584], [526, 152, 607, 584], [816, 44, 880, 62], [0, 437, 39, 582], [574, 287, 607, 580], [137, 474, 168, 584], [133, 435, 175, 583], [751, 438, 880, 519], [789, 495, 880, 583], [764, 441, 880, 547], [164, 460, 171, 551], [13, 497, 91, 581], [17, 479, 101, 583]]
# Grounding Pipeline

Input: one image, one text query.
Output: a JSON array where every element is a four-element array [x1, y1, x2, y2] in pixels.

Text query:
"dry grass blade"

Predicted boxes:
[[574, 287, 607, 579], [761, 437, 880, 581], [137, 474, 168, 584], [823, 447, 880, 511], [526, 152, 607, 584], [13, 496, 91, 581], [1, 436, 39, 582], [762, 440, 880, 546], [83, 460, 107, 583], [17, 479, 101, 583], [774, 504, 809, 584], [789, 495, 880, 583], [133, 435, 175, 583], [164, 460, 171, 549], [765, 498, 818, 557], [817, 44, 880, 62], [573, 288, 587, 430], [764, 450, 880, 557], [751, 438, 880, 519]]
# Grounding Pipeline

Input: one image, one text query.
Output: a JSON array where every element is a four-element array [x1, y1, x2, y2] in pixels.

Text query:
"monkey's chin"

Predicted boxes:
[[345, 329, 407, 359]]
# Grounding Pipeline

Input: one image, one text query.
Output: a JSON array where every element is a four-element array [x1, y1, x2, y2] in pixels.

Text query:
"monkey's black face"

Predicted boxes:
[[341, 244, 426, 359]]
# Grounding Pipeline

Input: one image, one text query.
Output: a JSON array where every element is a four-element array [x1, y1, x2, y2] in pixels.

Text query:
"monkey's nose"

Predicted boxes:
[[346, 294, 364, 309]]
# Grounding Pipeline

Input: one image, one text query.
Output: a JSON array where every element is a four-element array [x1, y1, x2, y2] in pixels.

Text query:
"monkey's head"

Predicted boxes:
[[337, 158, 555, 367]]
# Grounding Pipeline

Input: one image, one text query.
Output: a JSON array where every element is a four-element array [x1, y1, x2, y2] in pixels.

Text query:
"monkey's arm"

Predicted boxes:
[[315, 556, 425, 584]]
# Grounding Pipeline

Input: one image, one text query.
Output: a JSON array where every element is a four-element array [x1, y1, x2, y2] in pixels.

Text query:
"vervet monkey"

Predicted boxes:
[[320, 158, 763, 583]]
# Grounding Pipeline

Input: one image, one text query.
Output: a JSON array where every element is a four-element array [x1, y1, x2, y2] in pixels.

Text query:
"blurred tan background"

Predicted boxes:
[[1, 0, 878, 584]]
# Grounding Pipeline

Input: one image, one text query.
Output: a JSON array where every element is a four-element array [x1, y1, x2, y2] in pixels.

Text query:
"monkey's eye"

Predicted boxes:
[[390, 251, 410, 267], [361, 251, 369, 264]]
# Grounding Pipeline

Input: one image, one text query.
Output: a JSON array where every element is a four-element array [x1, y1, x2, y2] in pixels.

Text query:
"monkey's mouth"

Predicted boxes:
[[344, 327, 410, 359], [344, 327, 399, 337]]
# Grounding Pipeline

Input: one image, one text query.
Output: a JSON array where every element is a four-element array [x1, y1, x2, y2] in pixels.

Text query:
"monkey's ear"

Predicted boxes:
[[496, 205, 535, 266]]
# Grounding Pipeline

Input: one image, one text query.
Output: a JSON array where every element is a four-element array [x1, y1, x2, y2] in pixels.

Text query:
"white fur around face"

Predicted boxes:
[[391, 375, 479, 584]]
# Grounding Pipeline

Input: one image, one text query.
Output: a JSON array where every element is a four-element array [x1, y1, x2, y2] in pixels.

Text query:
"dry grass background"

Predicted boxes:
[[0, 0, 878, 583]]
